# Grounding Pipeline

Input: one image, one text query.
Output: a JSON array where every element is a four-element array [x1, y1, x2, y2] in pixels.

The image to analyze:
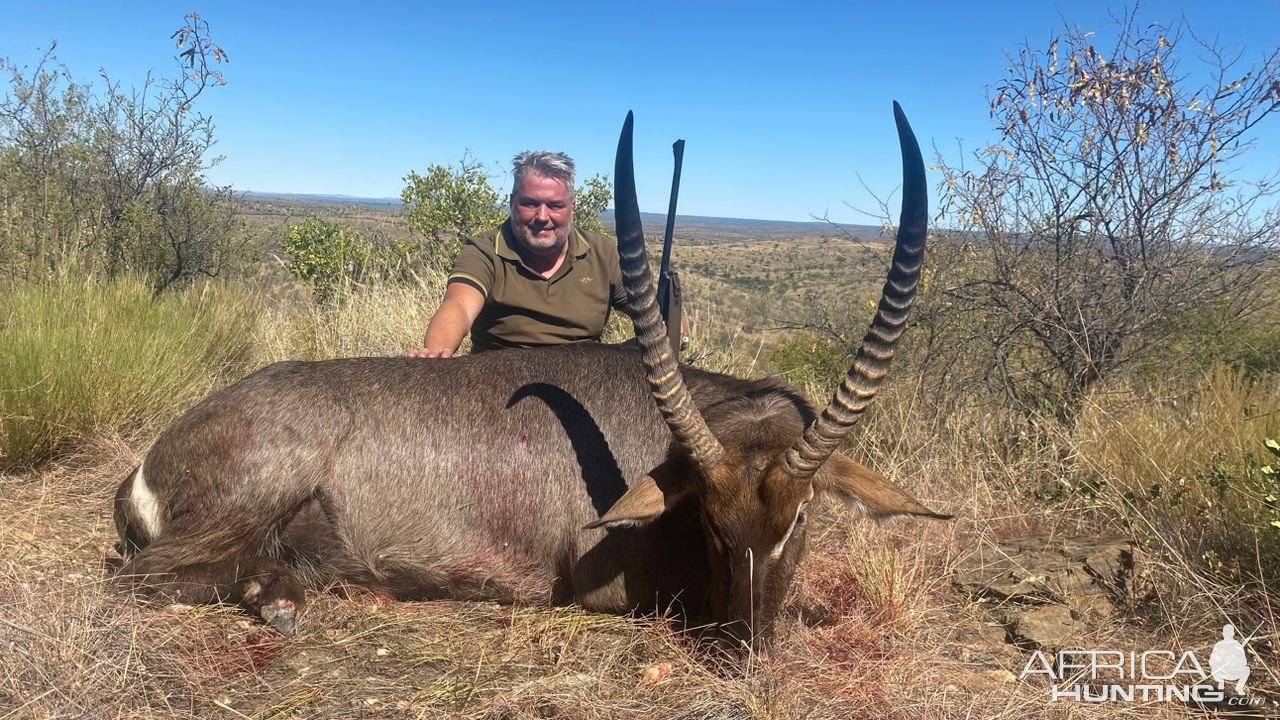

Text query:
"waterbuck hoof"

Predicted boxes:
[[258, 598, 299, 636]]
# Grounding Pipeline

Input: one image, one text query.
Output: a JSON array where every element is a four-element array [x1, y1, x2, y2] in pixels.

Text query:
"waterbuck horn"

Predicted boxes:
[[614, 111, 725, 474], [781, 102, 928, 479]]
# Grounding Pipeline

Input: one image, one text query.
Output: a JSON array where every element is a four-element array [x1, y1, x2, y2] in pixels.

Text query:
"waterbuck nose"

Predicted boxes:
[[715, 618, 755, 651]]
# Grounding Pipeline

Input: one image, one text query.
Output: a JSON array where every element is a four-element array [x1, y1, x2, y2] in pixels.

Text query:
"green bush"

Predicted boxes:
[[1228, 322, 1280, 380], [0, 275, 255, 469], [766, 332, 850, 397], [402, 158, 506, 271], [282, 216, 371, 302]]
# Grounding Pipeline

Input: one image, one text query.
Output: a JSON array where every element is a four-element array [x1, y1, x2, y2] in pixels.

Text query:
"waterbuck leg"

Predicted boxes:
[[118, 550, 306, 635]]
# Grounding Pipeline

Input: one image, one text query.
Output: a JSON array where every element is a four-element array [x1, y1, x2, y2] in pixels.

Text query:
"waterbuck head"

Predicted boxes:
[[594, 104, 945, 650]]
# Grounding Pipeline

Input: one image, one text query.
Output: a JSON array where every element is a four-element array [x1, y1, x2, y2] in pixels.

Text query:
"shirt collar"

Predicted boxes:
[[495, 219, 590, 265]]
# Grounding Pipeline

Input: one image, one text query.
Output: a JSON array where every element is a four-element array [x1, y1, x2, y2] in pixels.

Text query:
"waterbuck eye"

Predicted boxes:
[[794, 501, 810, 527]]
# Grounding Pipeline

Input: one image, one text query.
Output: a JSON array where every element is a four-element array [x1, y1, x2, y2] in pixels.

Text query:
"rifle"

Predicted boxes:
[[1241, 621, 1265, 646], [657, 139, 685, 358]]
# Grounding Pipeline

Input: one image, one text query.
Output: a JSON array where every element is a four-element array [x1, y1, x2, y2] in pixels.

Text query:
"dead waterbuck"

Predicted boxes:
[[113, 103, 947, 649]]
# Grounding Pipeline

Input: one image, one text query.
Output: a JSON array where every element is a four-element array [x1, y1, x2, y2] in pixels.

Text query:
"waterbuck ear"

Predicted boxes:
[[814, 454, 952, 520], [584, 459, 696, 529]]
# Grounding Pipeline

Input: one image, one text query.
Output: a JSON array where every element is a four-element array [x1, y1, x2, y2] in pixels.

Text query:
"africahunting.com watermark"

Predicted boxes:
[[1019, 622, 1266, 706]]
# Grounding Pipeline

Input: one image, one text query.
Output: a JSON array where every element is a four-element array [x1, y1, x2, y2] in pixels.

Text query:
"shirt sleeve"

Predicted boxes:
[[448, 236, 496, 297], [606, 240, 629, 311]]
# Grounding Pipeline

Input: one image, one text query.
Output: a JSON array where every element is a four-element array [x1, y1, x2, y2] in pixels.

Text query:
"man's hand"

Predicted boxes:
[[408, 346, 454, 359]]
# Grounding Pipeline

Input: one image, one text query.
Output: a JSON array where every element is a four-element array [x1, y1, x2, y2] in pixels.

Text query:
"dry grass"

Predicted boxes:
[[1076, 366, 1280, 570], [251, 270, 448, 363]]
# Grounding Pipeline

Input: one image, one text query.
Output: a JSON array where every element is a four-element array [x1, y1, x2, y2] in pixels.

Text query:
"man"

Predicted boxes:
[[410, 151, 628, 358]]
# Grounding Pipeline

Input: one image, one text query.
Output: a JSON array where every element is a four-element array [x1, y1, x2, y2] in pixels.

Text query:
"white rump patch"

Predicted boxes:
[[130, 463, 163, 540]]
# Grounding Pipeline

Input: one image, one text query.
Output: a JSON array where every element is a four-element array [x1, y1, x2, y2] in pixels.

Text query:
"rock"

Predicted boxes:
[[953, 534, 1141, 607], [953, 534, 1146, 653], [1009, 605, 1077, 652]]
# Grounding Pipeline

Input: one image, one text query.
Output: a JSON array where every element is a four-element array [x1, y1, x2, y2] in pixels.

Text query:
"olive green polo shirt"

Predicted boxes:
[[448, 219, 629, 353]]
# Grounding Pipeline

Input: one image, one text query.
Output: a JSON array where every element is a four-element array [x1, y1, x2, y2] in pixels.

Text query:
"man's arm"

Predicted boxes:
[[410, 283, 486, 358]]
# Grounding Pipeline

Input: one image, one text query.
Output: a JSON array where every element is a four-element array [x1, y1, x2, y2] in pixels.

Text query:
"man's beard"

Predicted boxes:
[[511, 220, 572, 257]]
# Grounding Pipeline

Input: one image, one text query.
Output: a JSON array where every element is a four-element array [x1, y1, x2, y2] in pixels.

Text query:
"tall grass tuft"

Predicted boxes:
[[1076, 365, 1280, 578], [252, 267, 448, 362], [0, 276, 256, 470]]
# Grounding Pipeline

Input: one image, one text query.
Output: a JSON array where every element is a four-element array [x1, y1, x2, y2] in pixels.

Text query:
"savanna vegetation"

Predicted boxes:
[[2, 10, 1279, 719]]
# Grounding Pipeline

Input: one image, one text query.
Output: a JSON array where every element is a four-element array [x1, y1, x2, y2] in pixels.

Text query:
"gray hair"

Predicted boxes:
[[511, 151, 576, 195]]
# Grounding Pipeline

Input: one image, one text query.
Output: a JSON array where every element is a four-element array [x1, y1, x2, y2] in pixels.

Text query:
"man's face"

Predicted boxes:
[[510, 173, 574, 257]]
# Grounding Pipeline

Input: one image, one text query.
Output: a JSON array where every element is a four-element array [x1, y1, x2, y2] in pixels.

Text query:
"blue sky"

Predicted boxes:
[[3, 1, 1278, 222]]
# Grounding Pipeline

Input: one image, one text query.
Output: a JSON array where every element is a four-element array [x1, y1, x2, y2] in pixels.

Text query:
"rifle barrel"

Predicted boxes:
[[658, 139, 685, 321]]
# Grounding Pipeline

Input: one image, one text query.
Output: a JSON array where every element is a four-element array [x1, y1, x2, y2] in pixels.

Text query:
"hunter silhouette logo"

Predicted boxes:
[[1210, 623, 1256, 695]]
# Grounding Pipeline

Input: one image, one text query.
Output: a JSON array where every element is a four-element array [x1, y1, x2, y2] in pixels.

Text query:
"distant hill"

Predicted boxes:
[[602, 210, 885, 245], [239, 192, 888, 245], [243, 191, 401, 209]]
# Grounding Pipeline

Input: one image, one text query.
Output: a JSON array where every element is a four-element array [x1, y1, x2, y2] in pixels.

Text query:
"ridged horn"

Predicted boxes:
[[782, 102, 928, 479], [614, 112, 724, 473]]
